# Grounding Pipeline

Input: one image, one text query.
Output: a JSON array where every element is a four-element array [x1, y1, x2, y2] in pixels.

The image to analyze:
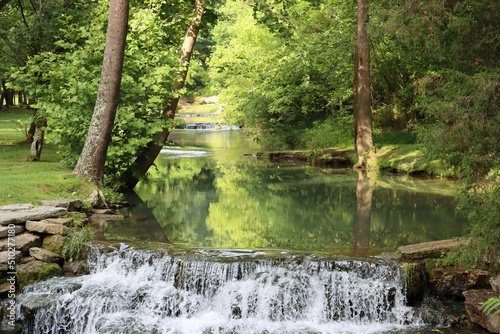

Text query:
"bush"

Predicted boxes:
[[302, 113, 354, 149], [413, 69, 500, 181]]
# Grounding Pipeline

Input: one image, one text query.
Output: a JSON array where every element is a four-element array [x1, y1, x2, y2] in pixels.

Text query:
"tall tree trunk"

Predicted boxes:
[[353, 0, 374, 169], [120, 0, 205, 189], [73, 0, 129, 185], [27, 117, 46, 161]]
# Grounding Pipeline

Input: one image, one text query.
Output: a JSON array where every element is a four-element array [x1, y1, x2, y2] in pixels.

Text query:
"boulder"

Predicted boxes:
[[41, 199, 83, 211], [401, 262, 427, 305], [0, 225, 24, 238], [0, 206, 67, 226], [0, 250, 22, 271], [16, 261, 62, 289], [0, 204, 33, 211], [0, 232, 42, 252], [29, 247, 62, 263], [25, 220, 71, 235], [429, 267, 490, 299], [463, 289, 500, 333], [490, 275, 500, 296], [42, 234, 66, 255], [63, 261, 90, 276], [399, 239, 468, 262]]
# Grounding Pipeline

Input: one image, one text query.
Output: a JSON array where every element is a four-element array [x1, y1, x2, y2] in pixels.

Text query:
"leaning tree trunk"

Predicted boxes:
[[353, 0, 374, 169], [120, 0, 205, 189], [27, 117, 46, 161], [73, 0, 129, 185]]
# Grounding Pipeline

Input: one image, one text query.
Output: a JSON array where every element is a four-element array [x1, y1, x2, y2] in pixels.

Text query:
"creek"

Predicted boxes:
[[15, 128, 474, 333]]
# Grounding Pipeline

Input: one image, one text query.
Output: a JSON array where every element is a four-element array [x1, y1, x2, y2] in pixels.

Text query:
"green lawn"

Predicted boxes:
[[0, 108, 95, 205]]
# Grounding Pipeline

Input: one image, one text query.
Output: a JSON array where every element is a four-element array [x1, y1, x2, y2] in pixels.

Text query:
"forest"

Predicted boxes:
[[0, 0, 499, 270]]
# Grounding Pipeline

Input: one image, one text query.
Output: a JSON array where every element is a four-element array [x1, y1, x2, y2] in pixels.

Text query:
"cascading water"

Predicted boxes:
[[181, 122, 240, 131], [15, 244, 446, 334]]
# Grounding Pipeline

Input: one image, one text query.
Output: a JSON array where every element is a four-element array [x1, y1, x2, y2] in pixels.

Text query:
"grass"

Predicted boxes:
[[0, 107, 96, 205], [0, 108, 32, 144]]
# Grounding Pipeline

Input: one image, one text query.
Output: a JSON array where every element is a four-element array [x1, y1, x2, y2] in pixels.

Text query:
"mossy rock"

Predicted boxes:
[[0, 321, 22, 334], [16, 261, 62, 289]]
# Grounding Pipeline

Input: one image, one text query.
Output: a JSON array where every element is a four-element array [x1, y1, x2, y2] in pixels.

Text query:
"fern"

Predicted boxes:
[[483, 297, 500, 317]]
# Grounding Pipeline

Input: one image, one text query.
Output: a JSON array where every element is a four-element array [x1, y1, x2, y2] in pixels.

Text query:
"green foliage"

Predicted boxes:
[[209, 0, 356, 149], [302, 112, 354, 149], [413, 70, 500, 181], [444, 182, 500, 271], [63, 227, 95, 261], [8, 0, 193, 184], [369, 0, 500, 130], [483, 297, 500, 317]]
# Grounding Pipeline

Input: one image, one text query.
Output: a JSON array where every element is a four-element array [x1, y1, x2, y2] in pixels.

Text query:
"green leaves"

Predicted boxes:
[[8, 0, 190, 185], [483, 297, 500, 316], [209, 0, 355, 149]]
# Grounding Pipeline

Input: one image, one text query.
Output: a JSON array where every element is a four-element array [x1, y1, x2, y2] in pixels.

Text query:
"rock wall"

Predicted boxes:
[[399, 239, 500, 333], [0, 200, 87, 294]]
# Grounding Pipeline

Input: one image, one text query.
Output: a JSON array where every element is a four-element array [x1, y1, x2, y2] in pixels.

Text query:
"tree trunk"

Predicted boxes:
[[73, 0, 129, 185], [352, 170, 372, 256], [120, 0, 205, 189], [353, 0, 374, 169], [26, 109, 38, 143], [27, 117, 46, 161]]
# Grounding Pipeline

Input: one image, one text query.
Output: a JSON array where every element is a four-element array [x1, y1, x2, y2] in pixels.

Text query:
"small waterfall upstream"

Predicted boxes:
[[181, 122, 240, 131], [16, 245, 444, 334]]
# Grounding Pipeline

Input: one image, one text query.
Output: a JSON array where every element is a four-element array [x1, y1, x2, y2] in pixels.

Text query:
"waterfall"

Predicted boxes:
[[180, 122, 240, 131], [15, 245, 443, 334]]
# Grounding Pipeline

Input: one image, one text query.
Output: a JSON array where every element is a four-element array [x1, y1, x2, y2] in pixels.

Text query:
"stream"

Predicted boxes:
[[15, 128, 475, 333]]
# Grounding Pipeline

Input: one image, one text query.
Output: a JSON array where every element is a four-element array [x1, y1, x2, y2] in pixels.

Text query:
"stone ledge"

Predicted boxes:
[[0, 225, 24, 238], [0, 206, 68, 226], [25, 220, 72, 236], [398, 239, 468, 262], [41, 199, 83, 211], [0, 204, 34, 211], [0, 232, 42, 252]]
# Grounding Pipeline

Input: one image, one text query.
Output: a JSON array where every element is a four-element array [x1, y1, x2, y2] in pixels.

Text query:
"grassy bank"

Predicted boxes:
[[0, 108, 95, 205]]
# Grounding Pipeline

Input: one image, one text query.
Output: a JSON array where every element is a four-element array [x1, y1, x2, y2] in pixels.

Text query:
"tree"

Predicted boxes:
[[121, 0, 205, 189], [73, 0, 129, 184], [353, 0, 373, 168]]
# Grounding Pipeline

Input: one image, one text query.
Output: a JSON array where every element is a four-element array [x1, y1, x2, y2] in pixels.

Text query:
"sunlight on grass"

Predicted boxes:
[[0, 108, 95, 204]]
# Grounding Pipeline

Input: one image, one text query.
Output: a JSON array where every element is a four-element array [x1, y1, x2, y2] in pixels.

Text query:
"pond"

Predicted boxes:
[[100, 129, 468, 257]]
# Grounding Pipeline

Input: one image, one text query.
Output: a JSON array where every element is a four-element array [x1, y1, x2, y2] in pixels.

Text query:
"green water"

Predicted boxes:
[[102, 130, 468, 256]]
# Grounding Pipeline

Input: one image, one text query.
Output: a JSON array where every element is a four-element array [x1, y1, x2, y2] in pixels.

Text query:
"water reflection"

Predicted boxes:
[[105, 131, 468, 255], [353, 170, 372, 256]]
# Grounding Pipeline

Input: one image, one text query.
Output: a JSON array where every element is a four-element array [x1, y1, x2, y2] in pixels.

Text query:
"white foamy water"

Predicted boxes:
[[15, 246, 441, 334]]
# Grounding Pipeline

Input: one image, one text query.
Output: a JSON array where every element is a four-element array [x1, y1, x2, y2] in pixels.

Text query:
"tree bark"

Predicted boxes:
[[27, 117, 46, 161], [120, 0, 205, 189], [73, 0, 129, 185], [353, 0, 374, 169]]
